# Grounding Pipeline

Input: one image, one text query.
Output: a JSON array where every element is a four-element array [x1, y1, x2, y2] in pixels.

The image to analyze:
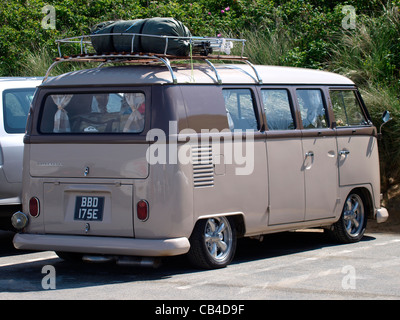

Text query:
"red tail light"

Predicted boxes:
[[29, 197, 40, 217], [137, 200, 149, 221]]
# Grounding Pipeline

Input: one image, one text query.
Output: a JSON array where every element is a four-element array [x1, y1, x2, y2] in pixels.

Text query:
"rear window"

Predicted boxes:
[[39, 92, 145, 134], [3, 88, 36, 133]]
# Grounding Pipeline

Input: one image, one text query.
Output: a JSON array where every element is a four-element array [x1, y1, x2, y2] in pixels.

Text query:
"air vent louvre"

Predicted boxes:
[[192, 145, 214, 188]]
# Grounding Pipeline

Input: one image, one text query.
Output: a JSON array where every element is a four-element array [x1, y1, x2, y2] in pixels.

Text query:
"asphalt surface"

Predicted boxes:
[[0, 227, 399, 301]]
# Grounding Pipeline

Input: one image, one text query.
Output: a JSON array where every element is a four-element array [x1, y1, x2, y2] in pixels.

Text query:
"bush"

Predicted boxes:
[[1, 0, 400, 194]]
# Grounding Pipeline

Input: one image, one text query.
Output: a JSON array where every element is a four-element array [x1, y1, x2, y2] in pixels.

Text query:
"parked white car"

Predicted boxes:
[[0, 77, 42, 229]]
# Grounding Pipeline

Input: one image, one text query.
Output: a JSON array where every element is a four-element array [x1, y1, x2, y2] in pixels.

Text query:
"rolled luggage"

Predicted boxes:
[[90, 17, 192, 56]]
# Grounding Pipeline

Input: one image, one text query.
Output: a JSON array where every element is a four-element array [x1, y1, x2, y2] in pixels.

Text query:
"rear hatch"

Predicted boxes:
[[29, 90, 150, 237], [30, 144, 148, 237]]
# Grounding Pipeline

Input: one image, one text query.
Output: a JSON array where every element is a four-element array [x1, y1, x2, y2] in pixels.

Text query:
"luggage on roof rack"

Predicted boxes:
[[90, 17, 192, 56], [46, 26, 257, 83]]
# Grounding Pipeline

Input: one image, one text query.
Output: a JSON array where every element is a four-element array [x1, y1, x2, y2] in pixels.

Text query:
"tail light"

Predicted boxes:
[[29, 197, 40, 217], [137, 200, 149, 221]]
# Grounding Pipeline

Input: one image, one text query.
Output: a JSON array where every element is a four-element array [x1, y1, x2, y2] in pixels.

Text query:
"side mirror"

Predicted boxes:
[[379, 110, 392, 139], [382, 110, 392, 124]]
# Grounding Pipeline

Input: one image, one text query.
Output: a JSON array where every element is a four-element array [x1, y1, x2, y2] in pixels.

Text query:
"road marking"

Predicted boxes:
[[176, 281, 209, 290], [0, 252, 58, 268]]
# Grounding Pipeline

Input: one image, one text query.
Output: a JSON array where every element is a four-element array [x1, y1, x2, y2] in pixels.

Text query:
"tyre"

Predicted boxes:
[[187, 216, 237, 269], [330, 191, 367, 243]]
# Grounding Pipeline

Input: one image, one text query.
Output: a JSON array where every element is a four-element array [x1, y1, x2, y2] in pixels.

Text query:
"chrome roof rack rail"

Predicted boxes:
[[44, 33, 262, 85], [43, 53, 178, 83], [204, 59, 221, 84]]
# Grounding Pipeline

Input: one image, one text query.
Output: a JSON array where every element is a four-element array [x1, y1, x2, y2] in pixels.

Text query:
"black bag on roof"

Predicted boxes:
[[90, 17, 192, 56]]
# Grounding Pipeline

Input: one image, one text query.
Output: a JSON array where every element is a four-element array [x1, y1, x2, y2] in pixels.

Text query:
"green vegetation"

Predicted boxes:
[[1, 0, 400, 194]]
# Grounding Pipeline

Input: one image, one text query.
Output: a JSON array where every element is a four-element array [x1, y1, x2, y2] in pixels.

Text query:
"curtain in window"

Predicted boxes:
[[123, 93, 145, 132], [222, 90, 234, 130], [52, 95, 73, 133]]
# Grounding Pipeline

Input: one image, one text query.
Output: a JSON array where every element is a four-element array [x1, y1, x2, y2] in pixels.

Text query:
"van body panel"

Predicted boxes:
[[192, 139, 269, 235], [43, 182, 134, 237], [180, 85, 229, 132], [302, 135, 339, 221], [132, 159, 194, 239], [337, 134, 379, 187], [30, 144, 149, 179], [267, 137, 305, 225]]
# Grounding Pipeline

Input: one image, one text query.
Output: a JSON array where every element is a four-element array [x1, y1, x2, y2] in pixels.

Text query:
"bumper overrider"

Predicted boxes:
[[376, 207, 389, 224]]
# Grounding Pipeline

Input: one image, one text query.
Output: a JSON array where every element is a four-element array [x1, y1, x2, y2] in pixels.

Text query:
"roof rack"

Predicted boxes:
[[44, 34, 263, 85]]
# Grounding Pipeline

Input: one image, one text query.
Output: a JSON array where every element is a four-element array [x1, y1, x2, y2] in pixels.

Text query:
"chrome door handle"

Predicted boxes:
[[339, 150, 350, 156], [305, 151, 314, 157]]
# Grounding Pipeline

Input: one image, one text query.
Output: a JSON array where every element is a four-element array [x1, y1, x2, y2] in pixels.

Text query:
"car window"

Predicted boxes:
[[40, 92, 145, 134], [330, 90, 368, 127], [222, 89, 258, 132], [297, 89, 328, 129], [3, 88, 36, 133], [261, 89, 295, 130]]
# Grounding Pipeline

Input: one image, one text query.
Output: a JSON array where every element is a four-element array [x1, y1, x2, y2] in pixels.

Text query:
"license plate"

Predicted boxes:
[[74, 196, 104, 221]]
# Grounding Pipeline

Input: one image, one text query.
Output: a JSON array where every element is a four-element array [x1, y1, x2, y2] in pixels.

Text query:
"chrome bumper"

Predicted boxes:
[[13, 233, 190, 257]]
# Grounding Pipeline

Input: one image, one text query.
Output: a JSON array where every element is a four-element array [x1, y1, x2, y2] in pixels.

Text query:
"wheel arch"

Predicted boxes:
[[194, 212, 246, 238], [350, 187, 374, 220]]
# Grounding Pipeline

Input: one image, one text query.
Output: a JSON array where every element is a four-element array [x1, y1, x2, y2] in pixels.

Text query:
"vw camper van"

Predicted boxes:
[[12, 35, 389, 269]]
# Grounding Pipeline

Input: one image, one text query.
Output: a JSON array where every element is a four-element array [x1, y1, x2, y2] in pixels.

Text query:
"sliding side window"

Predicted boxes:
[[261, 89, 295, 130], [297, 89, 328, 129]]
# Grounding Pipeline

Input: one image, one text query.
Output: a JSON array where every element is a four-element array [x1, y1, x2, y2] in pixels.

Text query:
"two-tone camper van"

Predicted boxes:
[[12, 34, 389, 269]]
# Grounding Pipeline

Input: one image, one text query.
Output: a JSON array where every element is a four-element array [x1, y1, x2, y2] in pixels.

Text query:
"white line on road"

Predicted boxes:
[[0, 251, 59, 268]]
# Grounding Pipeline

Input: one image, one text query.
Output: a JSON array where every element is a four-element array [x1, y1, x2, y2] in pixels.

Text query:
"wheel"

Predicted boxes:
[[187, 216, 237, 269], [330, 191, 367, 243]]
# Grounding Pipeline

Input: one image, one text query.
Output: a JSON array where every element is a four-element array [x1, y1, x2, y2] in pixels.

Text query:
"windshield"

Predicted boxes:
[[39, 92, 146, 134], [3, 88, 36, 133]]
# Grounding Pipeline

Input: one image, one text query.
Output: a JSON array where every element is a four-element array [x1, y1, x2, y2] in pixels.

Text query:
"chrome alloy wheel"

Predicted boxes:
[[343, 193, 365, 238], [204, 217, 233, 262]]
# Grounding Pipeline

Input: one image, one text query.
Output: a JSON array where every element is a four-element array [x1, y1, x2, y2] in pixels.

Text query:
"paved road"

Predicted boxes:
[[0, 228, 399, 300]]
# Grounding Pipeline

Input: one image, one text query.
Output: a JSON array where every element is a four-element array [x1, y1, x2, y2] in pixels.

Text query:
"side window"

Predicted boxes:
[[330, 90, 368, 127], [222, 89, 258, 131], [261, 89, 295, 130], [297, 89, 328, 129], [3, 89, 35, 133]]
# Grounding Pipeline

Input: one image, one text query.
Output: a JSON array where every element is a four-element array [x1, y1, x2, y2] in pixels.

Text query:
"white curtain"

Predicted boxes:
[[222, 90, 234, 130], [123, 93, 145, 132], [52, 95, 73, 133]]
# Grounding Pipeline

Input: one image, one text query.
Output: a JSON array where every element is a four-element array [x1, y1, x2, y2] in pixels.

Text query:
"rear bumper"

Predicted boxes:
[[13, 233, 190, 257]]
